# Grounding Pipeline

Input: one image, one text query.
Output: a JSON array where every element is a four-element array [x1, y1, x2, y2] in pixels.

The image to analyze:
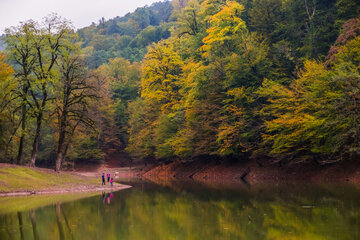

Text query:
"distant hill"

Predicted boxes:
[[78, 0, 175, 68], [0, 35, 6, 52]]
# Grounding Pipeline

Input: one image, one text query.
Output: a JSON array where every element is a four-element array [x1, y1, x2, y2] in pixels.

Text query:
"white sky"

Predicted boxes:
[[0, 0, 163, 34]]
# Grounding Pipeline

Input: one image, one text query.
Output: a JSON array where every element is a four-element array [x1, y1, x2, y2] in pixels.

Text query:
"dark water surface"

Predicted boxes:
[[0, 180, 360, 240]]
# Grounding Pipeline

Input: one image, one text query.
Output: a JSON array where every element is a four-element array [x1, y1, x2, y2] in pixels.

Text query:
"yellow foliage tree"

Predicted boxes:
[[141, 41, 184, 111], [0, 53, 15, 113], [201, 1, 246, 56]]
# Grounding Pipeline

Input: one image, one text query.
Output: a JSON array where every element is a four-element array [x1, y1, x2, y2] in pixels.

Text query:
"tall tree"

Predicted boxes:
[[29, 15, 76, 167], [6, 15, 77, 167], [127, 41, 184, 159], [4, 21, 36, 164], [55, 51, 96, 172]]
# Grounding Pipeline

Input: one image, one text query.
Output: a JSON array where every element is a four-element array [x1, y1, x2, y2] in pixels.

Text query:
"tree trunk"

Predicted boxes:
[[55, 109, 67, 172], [30, 79, 47, 167], [29, 113, 42, 167], [16, 102, 26, 165], [61, 203, 74, 240], [30, 210, 39, 240], [56, 135, 74, 172], [55, 151, 63, 172], [56, 204, 65, 240], [17, 212, 24, 240]]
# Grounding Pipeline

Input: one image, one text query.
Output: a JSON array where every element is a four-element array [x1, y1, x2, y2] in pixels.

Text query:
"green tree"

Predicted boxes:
[[258, 33, 360, 162], [54, 47, 96, 171], [5, 15, 83, 167], [28, 15, 77, 167], [4, 21, 36, 164]]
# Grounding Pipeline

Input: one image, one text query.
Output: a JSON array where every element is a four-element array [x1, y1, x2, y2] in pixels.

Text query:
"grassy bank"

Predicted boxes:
[[0, 192, 101, 214], [0, 164, 99, 193]]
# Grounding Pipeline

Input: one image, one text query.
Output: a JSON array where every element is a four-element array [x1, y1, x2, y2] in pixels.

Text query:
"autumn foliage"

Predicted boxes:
[[1, 0, 360, 167]]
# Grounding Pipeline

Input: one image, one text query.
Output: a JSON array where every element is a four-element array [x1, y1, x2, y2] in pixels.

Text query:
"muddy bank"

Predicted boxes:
[[142, 159, 360, 184]]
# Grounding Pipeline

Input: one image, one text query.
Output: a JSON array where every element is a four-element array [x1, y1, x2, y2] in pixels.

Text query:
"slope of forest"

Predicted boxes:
[[0, 0, 360, 172], [125, 0, 360, 165], [78, 0, 174, 68], [0, 35, 5, 51]]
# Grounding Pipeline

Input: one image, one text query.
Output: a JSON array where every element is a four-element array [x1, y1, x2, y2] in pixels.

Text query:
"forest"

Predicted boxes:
[[0, 0, 359, 171]]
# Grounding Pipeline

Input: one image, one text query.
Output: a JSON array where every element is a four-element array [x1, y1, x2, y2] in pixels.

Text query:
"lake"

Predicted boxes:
[[0, 180, 359, 240]]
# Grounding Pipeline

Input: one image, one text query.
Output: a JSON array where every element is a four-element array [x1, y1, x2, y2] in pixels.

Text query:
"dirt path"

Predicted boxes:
[[74, 165, 141, 177], [73, 153, 145, 179]]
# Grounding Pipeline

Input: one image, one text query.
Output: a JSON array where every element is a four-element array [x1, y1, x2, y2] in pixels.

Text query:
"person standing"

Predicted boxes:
[[110, 178, 114, 187], [102, 173, 106, 185], [107, 173, 110, 182]]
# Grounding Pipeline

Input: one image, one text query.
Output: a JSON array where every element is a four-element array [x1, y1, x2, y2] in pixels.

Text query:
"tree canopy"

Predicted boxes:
[[1, 0, 360, 169]]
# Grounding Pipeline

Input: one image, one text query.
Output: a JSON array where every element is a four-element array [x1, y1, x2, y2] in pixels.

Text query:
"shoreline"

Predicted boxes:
[[141, 159, 360, 184], [0, 183, 132, 197], [3, 156, 360, 198], [0, 163, 132, 197]]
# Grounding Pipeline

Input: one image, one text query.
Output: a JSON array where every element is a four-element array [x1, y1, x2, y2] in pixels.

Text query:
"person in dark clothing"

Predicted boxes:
[[102, 173, 105, 185]]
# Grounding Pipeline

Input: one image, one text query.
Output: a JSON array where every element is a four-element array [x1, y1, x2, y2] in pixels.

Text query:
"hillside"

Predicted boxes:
[[1, 0, 360, 170], [78, 0, 174, 68], [0, 35, 5, 51]]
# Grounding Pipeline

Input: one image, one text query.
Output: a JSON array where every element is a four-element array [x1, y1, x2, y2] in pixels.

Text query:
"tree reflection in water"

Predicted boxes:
[[0, 182, 359, 240]]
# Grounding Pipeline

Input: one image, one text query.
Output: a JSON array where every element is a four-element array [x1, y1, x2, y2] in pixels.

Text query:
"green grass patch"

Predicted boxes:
[[0, 192, 100, 214], [0, 165, 98, 192]]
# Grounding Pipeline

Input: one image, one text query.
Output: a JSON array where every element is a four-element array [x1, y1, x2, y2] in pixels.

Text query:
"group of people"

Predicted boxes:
[[102, 172, 114, 186]]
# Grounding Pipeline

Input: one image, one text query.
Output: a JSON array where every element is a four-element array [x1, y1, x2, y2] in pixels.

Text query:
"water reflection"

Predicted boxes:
[[102, 190, 114, 205], [0, 181, 359, 239]]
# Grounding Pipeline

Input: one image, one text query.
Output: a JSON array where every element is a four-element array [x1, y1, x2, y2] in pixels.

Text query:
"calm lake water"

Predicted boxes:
[[0, 180, 360, 240]]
